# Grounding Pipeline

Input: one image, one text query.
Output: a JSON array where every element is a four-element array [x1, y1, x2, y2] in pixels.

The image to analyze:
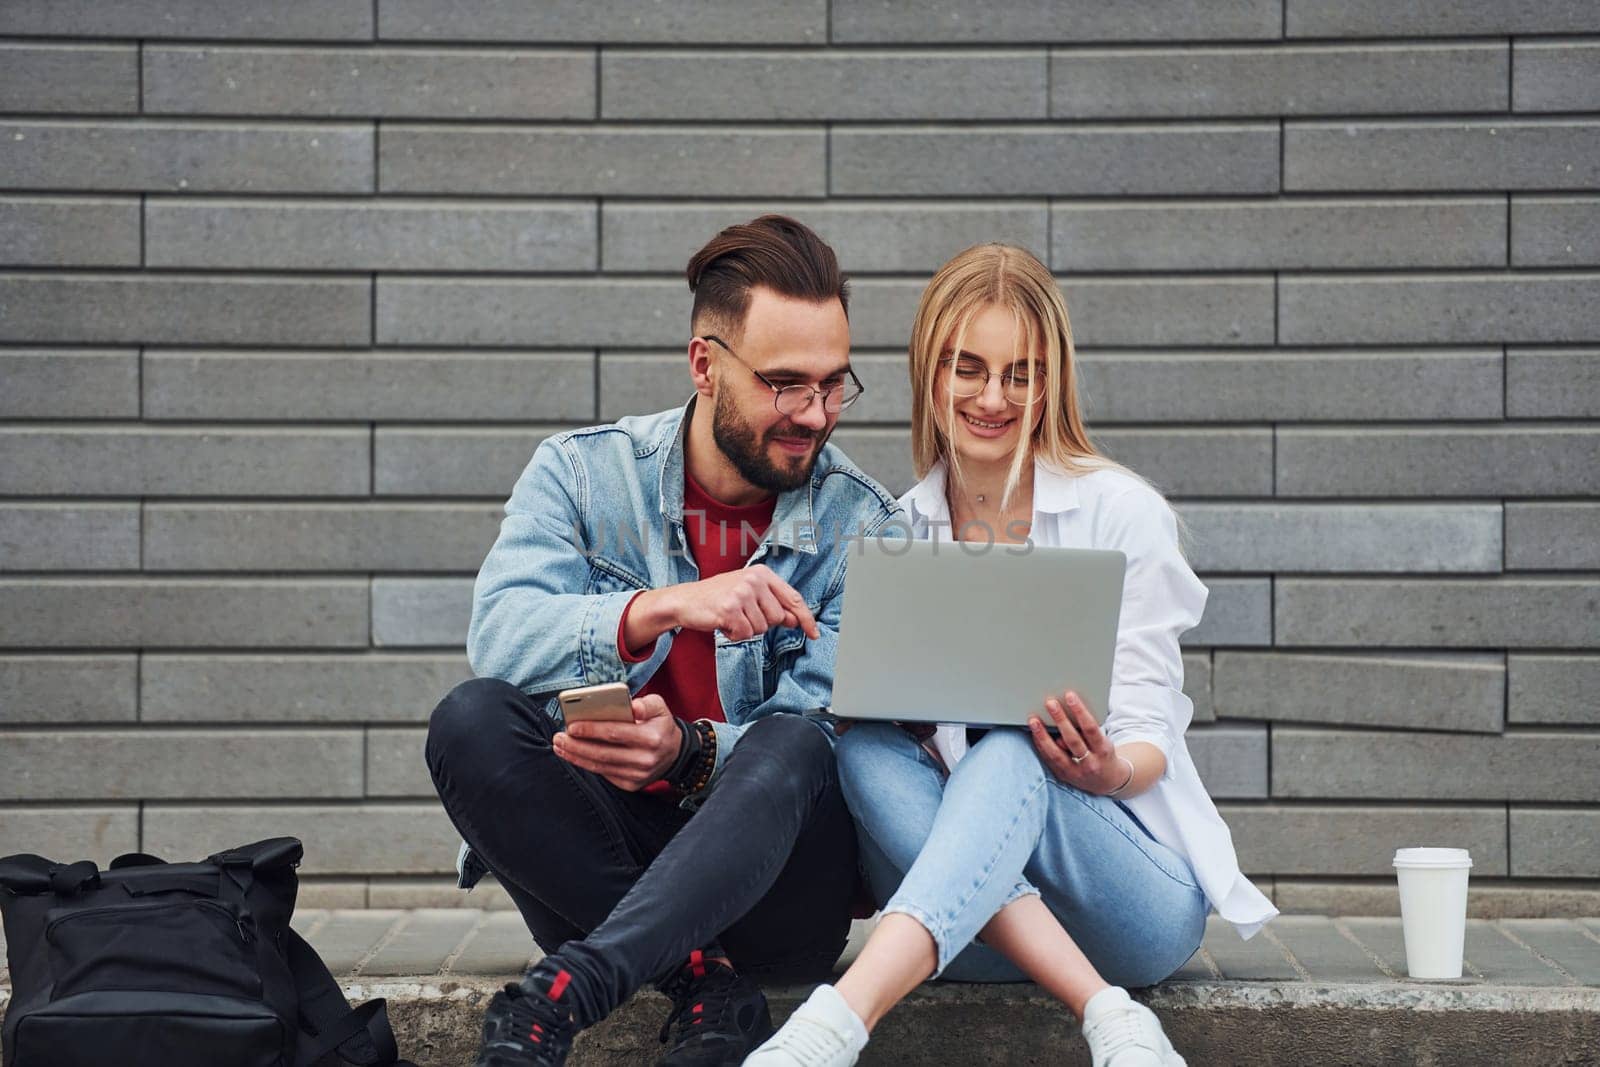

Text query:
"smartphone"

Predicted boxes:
[[557, 682, 635, 725]]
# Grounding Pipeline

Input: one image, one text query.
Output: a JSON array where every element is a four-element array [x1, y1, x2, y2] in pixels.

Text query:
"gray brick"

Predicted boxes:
[[447, 911, 538, 973], [832, 125, 1278, 196], [0, 196, 140, 267], [1506, 348, 1600, 418], [142, 653, 471, 723], [1511, 198, 1600, 268], [0, 273, 370, 346], [1286, 1, 1600, 37], [0, 43, 138, 112], [1187, 724, 1267, 799], [382, 126, 824, 196], [1179, 503, 1503, 573], [295, 884, 369, 910], [1508, 655, 1600, 726], [1185, 578, 1272, 647], [1276, 578, 1600, 649], [0, 655, 138, 724], [851, 276, 1276, 349], [377, 277, 684, 347], [828, 428, 914, 494], [0, 728, 363, 800], [1052, 199, 1505, 272], [0, 350, 139, 418], [598, 353, 699, 422], [1276, 425, 1600, 497], [601, 202, 1048, 274], [368, 727, 431, 797], [0, 503, 140, 571], [1273, 728, 1600, 801], [1461, 922, 1571, 985], [1511, 809, 1600, 878], [1201, 916, 1299, 981], [0, 578, 369, 649], [359, 909, 480, 976], [1282, 272, 1600, 345], [599, 349, 916, 426], [144, 46, 593, 119], [1282, 883, 1600, 920], [143, 803, 459, 875], [1499, 919, 1600, 983], [0, 426, 369, 496], [1096, 429, 1274, 497], [1506, 503, 1600, 570], [0, 121, 373, 193], [302, 911, 404, 973], [1515, 41, 1600, 112], [143, 351, 595, 421], [1215, 652, 1505, 734], [372, 578, 473, 648], [0, 807, 139, 863], [1264, 915, 1390, 983], [1080, 350, 1503, 422], [604, 50, 1042, 120], [374, 428, 561, 497], [379, 0, 823, 43], [367, 877, 514, 910], [831, 0, 1280, 42], [1051, 43, 1506, 119], [146, 199, 596, 271], [0, 0, 372, 39], [1222, 803, 1508, 877], [145, 503, 502, 572], [1185, 652, 1214, 724], [1286, 120, 1600, 193]]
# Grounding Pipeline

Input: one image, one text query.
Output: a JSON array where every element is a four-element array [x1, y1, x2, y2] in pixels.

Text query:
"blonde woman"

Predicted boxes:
[[746, 245, 1276, 1067]]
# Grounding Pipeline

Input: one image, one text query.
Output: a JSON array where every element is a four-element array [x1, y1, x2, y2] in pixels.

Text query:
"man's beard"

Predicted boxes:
[[711, 388, 826, 494]]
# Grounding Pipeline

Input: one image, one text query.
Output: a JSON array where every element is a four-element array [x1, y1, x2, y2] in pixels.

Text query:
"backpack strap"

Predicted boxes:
[[285, 927, 418, 1067]]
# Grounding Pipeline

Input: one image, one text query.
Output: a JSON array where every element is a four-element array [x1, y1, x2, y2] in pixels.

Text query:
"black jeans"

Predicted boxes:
[[425, 678, 858, 1026]]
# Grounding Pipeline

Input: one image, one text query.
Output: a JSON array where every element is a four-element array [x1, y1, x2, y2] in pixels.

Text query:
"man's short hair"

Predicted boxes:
[[685, 214, 849, 338]]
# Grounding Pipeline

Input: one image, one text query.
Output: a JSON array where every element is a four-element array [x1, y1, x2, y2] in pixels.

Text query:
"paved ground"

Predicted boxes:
[[5, 912, 1599, 1064]]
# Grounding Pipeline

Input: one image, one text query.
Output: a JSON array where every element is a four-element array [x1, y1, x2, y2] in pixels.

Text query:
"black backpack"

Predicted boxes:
[[0, 838, 417, 1067]]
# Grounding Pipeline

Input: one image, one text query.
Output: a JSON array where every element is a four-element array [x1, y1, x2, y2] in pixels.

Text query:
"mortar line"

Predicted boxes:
[[1332, 918, 1398, 980], [440, 910, 493, 976], [351, 912, 411, 977], [1492, 919, 1579, 985], [1258, 925, 1313, 982]]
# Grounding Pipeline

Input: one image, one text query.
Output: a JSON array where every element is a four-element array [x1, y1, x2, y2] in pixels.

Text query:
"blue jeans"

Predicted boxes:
[[837, 724, 1207, 988]]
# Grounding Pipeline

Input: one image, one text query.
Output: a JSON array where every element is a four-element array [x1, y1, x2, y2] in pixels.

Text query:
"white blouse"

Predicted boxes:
[[899, 460, 1277, 941]]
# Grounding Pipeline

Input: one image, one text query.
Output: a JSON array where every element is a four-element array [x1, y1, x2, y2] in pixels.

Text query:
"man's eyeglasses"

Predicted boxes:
[[938, 355, 1045, 407], [702, 335, 864, 416]]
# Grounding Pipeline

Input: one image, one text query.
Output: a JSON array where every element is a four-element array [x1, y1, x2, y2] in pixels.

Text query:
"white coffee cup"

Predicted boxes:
[[1393, 847, 1473, 980]]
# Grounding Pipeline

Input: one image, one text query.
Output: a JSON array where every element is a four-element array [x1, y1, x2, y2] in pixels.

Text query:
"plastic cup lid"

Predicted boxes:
[[1393, 847, 1473, 869]]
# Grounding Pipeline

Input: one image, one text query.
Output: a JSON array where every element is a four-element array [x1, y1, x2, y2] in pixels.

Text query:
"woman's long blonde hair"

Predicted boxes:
[[908, 243, 1192, 553]]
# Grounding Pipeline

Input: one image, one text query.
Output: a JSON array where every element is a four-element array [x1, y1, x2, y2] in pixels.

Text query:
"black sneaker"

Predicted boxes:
[[657, 951, 775, 1066], [476, 964, 581, 1067]]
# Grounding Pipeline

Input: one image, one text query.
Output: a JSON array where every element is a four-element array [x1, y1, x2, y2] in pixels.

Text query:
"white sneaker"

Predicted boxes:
[[742, 984, 869, 1067], [1081, 987, 1186, 1067]]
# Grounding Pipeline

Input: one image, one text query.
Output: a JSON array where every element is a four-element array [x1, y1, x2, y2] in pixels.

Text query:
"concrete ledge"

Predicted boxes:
[[349, 977, 1600, 1066], [5, 913, 1600, 1064]]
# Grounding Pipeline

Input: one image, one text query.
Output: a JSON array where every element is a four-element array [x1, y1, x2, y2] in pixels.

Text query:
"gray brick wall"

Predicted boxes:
[[1, 2, 1596, 910]]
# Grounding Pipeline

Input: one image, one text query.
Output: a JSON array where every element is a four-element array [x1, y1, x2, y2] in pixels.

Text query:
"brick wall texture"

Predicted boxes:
[[1, 2, 1598, 909]]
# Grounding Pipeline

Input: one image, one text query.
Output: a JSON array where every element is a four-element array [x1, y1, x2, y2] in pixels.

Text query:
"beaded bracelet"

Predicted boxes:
[[677, 720, 717, 795]]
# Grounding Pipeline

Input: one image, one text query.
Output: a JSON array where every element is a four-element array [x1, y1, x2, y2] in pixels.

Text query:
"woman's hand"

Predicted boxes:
[[1028, 690, 1127, 794]]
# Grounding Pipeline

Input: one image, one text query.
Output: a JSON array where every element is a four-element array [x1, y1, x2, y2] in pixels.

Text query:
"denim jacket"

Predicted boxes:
[[464, 397, 900, 847]]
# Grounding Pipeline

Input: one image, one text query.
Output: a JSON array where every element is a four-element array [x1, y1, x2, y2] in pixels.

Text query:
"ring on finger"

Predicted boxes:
[[1068, 752, 1087, 765]]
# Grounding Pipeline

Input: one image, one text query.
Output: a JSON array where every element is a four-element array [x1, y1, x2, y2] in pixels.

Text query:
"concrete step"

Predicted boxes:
[[5, 912, 1600, 1064]]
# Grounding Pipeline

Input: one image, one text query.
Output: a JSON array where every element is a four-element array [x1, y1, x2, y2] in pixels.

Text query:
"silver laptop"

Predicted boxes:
[[828, 537, 1126, 726]]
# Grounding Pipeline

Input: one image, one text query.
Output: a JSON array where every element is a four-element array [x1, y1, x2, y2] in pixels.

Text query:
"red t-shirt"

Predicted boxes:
[[617, 470, 776, 793]]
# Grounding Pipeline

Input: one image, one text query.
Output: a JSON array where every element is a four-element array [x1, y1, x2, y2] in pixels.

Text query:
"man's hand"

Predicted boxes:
[[667, 564, 820, 642], [553, 694, 683, 792]]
